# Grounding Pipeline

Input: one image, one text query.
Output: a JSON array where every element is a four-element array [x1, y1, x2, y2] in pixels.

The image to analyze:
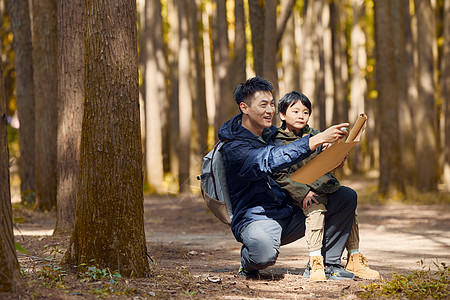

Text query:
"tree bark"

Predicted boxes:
[[374, 0, 405, 196], [54, 0, 84, 236], [177, 0, 192, 193], [263, 0, 278, 101], [144, 0, 166, 193], [232, 0, 247, 89], [441, 0, 450, 187], [280, 1, 299, 95], [413, 0, 439, 191], [31, 0, 58, 211], [248, 0, 264, 76], [0, 48, 20, 293], [6, 0, 35, 204], [65, 0, 149, 277]]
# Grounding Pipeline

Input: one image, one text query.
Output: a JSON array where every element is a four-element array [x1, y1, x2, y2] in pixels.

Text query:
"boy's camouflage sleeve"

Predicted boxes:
[[272, 164, 310, 205]]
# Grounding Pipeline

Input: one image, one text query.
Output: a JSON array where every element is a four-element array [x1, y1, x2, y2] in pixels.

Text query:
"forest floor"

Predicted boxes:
[[5, 177, 450, 299]]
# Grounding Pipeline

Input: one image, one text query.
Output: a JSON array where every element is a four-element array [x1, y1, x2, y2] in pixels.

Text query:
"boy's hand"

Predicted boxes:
[[303, 191, 319, 209]]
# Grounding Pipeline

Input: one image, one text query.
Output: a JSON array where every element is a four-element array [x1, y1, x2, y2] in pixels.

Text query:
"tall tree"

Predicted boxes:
[[413, 0, 439, 191], [248, 0, 264, 76], [54, 0, 84, 235], [65, 0, 149, 277], [213, 0, 234, 136], [143, 0, 166, 193], [263, 0, 277, 92], [0, 50, 20, 293], [6, 0, 35, 204], [374, 0, 405, 197], [281, 2, 299, 94], [441, 0, 450, 187], [177, 0, 192, 193], [232, 0, 247, 88], [31, 0, 58, 211]]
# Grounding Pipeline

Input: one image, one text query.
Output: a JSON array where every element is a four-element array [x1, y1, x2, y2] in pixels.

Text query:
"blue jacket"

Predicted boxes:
[[217, 114, 313, 241]]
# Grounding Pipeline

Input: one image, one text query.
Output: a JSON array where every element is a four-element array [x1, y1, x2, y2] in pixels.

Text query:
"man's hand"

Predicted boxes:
[[309, 123, 349, 150], [303, 191, 319, 209]]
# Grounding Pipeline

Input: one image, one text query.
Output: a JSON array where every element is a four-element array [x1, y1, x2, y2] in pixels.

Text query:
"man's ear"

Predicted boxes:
[[239, 102, 248, 114]]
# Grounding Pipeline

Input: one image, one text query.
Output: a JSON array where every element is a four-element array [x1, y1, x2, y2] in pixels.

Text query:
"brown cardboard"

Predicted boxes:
[[290, 113, 367, 185]]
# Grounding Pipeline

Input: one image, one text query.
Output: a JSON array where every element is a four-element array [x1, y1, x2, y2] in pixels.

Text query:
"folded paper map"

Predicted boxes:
[[290, 113, 367, 185]]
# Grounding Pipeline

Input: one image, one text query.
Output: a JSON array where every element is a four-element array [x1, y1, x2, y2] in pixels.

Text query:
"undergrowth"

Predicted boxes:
[[359, 261, 449, 299]]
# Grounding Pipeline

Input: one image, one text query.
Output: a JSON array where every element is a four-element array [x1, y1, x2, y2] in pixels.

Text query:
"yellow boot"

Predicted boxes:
[[345, 252, 380, 279], [309, 255, 327, 282]]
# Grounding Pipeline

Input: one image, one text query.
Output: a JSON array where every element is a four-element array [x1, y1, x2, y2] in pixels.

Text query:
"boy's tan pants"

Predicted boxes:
[[304, 204, 359, 252]]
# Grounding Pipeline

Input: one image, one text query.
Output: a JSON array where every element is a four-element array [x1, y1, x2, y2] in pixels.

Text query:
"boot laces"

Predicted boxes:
[[358, 253, 369, 268], [311, 257, 324, 271]]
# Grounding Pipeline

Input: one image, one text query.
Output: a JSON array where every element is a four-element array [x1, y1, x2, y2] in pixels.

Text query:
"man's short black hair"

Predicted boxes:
[[233, 76, 274, 106]]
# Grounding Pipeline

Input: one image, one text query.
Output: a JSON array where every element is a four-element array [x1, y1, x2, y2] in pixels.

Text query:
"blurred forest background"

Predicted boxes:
[[1, 0, 450, 209]]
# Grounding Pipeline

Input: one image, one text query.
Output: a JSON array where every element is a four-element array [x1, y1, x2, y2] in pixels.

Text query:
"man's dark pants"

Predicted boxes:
[[239, 186, 357, 271]]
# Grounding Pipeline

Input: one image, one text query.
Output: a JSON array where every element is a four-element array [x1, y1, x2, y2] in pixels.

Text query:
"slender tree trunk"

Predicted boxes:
[[276, 0, 296, 50], [280, 1, 299, 95], [31, 0, 58, 211], [168, 0, 180, 180], [0, 50, 20, 293], [6, 0, 35, 204], [177, 0, 192, 193], [442, 0, 450, 187], [65, 0, 149, 277], [330, 1, 348, 124], [213, 0, 235, 136], [248, 0, 264, 76], [54, 0, 84, 236], [263, 0, 278, 102], [391, 0, 417, 186], [202, 2, 216, 130], [232, 0, 247, 88], [144, 0, 166, 193], [413, 0, 439, 191], [374, 0, 405, 197]]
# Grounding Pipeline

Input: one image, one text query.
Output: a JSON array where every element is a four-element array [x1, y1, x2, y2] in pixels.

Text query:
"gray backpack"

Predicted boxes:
[[197, 141, 233, 226]]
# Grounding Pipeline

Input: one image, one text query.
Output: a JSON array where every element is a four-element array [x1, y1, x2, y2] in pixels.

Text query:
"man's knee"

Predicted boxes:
[[247, 245, 279, 269], [338, 186, 357, 210]]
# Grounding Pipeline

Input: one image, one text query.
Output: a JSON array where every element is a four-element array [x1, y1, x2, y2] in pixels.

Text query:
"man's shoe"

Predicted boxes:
[[345, 252, 380, 279], [304, 262, 354, 280], [309, 256, 327, 281], [325, 264, 355, 280], [238, 266, 259, 279]]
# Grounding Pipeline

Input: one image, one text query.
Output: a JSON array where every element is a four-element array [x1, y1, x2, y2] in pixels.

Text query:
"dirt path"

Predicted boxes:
[[13, 187, 450, 299]]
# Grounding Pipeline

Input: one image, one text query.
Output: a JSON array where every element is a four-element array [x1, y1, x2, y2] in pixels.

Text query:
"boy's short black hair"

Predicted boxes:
[[233, 76, 273, 106], [277, 91, 312, 115]]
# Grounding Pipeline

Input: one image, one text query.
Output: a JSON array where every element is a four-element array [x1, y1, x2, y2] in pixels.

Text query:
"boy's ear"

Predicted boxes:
[[279, 113, 286, 121]]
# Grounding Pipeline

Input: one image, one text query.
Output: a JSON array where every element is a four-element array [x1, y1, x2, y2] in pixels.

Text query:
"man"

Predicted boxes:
[[218, 76, 355, 279]]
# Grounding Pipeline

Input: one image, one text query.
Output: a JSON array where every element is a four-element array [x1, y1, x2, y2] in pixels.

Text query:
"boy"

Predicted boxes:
[[273, 91, 380, 281]]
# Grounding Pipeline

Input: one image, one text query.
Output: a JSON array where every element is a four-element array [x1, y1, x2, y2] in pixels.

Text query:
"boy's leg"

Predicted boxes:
[[239, 219, 283, 272], [303, 203, 327, 253], [345, 211, 360, 252]]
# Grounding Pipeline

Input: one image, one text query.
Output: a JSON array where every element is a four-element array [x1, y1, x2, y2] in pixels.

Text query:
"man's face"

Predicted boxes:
[[280, 101, 310, 134], [240, 90, 275, 135]]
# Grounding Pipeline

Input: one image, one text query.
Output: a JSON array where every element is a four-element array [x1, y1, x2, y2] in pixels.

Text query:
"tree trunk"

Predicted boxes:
[[374, 0, 405, 197], [65, 0, 149, 277], [276, 0, 296, 50], [442, 0, 450, 188], [413, 0, 439, 191], [248, 0, 264, 76], [213, 0, 235, 137], [202, 2, 216, 130], [280, 1, 299, 95], [0, 49, 20, 293], [54, 0, 84, 236], [6, 0, 35, 204], [177, 0, 192, 193], [391, 0, 417, 186], [143, 0, 166, 193], [330, 1, 349, 124], [232, 0, 247, 89], [348, 0, 367, 173], [263, 0, 278, 101], [168, 0, 180, 180], [31, 0, 58, 211]]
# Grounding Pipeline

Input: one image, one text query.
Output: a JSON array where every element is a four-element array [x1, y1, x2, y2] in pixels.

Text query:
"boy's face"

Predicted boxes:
[[280, 101, 310, 134], [240, 90, 275, 135]]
